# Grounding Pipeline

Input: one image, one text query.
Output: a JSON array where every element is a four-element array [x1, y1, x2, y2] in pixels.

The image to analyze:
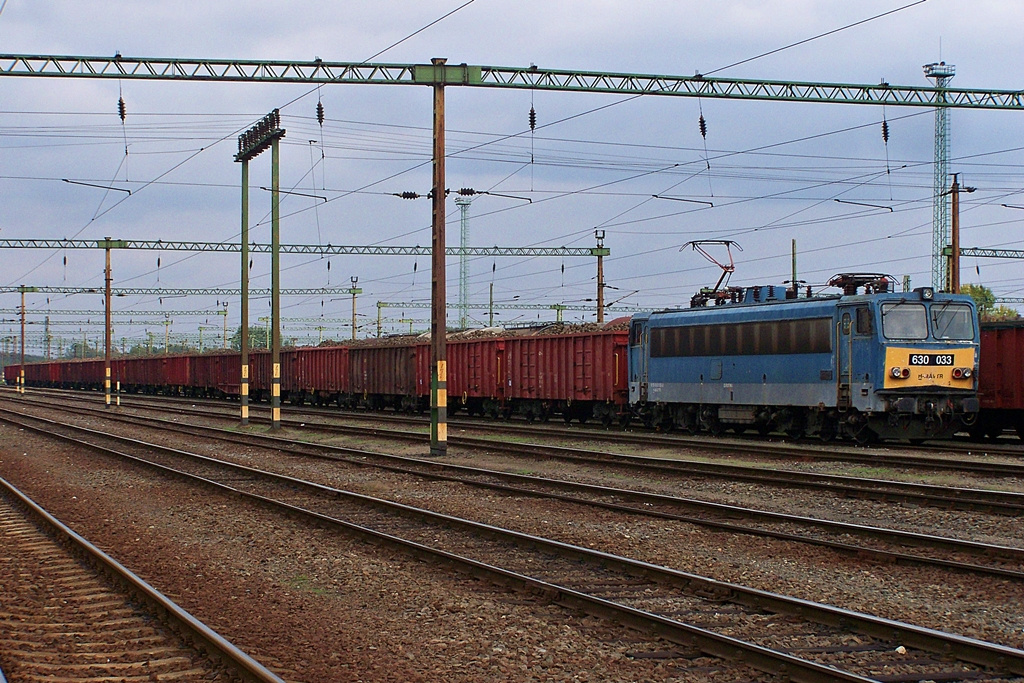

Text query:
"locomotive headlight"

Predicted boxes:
[[891, 367, 905, 379]]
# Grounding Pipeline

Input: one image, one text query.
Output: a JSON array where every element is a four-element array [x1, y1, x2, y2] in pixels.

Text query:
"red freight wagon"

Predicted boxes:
[[287, 345, 349, 405], [247, 349, 272, 401], [191, 351, 241, 397], [349, 341, 424, 411], [974, 322, 1024, 439], [62, 358, 106, 390], [21, 361, 49, 385], [2, 363, 16, 385], [122, 355, 190, 395], [441, 336, 505, 416], [502, 330, 630, 424]]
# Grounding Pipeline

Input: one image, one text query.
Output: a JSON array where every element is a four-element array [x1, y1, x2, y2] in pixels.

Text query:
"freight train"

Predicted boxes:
[[4, 273, 997, 443]]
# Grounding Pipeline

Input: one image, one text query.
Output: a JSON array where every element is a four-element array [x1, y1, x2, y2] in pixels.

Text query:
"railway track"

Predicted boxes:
[[5, 395, 1024, 582], [0, 473, 284, 683], [15, 388, 1024, 516], [3, 403, 1024, 681], [18, 386, 1024, 474]]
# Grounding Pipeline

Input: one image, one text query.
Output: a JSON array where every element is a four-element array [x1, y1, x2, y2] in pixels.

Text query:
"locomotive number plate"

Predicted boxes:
[[908, 353, 954, 366]]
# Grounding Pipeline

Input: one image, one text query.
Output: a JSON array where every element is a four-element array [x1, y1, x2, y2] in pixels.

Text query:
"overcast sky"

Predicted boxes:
[[1, 0, 1022, 349]]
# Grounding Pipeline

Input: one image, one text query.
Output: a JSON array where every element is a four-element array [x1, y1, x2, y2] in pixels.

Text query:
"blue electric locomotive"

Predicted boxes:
[[627, 274, 980, 442]]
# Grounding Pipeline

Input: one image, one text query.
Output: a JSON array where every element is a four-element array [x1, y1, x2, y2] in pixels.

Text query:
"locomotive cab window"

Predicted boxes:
[[880, 302, 928, 340], [931, 303, 975, 340], [855, 307, 874, 335], [630, 323, 643, 346]]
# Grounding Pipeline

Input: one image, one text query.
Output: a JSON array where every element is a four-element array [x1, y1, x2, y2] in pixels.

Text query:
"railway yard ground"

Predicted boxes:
[[2, 387, 1024, 682]]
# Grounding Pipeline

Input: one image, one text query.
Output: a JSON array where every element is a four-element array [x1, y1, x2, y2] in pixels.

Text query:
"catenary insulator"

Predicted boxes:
[[881, 119, 890, 144], [529, 106, 536, 131], [316, 101, 325, 126], [118, 96, 126, 122], [699, 114, 707, 139]]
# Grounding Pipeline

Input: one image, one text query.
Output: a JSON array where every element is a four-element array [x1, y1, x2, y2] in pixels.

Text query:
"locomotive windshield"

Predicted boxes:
[[880, 303, 928, 340], [931, 303, 975, 340]]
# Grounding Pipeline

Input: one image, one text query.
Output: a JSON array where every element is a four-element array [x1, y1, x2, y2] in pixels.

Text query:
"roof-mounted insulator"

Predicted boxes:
[[881, 119, 890, 144], [699, 114, 707, 139], [118, 96, 126, 123], [529, 106, 536, 131], [316, 100, 325, 126]]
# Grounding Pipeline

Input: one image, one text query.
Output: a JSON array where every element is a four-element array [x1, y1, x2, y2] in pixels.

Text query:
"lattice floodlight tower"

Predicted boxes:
[[924, 61, 955, 291], [455, 195, 472, 330]]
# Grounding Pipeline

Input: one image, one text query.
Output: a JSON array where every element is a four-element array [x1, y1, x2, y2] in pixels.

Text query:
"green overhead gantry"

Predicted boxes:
[[0, 286, 368, 296], [0, 239, 601, 258], [0, 54, 1021, 109]]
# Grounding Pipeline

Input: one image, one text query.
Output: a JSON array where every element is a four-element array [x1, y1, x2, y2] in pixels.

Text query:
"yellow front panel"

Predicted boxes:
[[883, 347, 975, 389]]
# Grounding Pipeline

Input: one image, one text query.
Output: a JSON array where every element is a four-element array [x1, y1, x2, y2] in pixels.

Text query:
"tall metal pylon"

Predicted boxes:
[[924, 61, 955, 290], [455, 195, 472, 329]]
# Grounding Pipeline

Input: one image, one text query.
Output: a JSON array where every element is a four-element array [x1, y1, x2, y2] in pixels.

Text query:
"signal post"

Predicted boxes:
[[235, 110, 285, 429]]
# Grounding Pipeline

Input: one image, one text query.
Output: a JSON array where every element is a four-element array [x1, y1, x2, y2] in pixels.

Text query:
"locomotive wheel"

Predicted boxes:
[[853, 426, 878, 446], [818, 423, 837, 442]]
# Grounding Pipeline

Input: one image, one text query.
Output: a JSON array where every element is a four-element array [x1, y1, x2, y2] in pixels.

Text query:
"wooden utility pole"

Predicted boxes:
[[430, 57, 448, 457]]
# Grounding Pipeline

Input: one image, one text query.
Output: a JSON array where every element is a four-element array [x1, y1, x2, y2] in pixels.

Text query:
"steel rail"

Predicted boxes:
[[10, 387, 1021, 514], [27, 396, 1024, 580], [0, 474, 284, 683], [127, 395, 1024, 514], [39, 387, 1024, 477], [4, 407, 1023, 680]]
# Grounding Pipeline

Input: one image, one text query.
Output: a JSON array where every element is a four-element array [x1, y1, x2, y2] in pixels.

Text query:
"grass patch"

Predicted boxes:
[[287, 574, 330, 595]]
